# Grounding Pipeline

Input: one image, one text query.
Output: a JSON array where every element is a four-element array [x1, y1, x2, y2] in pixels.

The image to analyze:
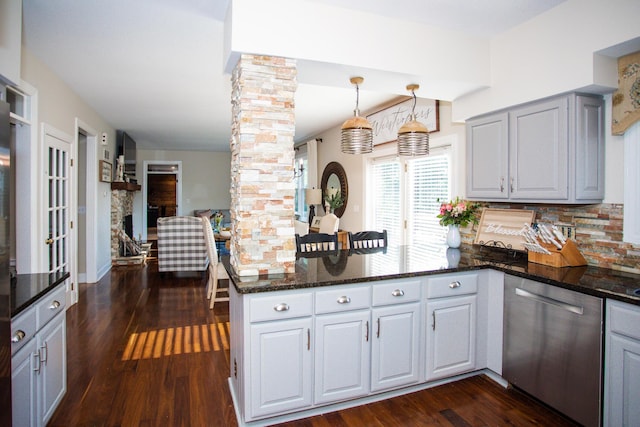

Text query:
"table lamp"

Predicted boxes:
[[305, 188, 322, 225]]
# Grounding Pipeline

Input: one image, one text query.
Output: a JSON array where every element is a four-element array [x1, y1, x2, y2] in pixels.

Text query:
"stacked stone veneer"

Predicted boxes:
[[230, 55, 297, 276], [110, 190, 135, 259], [459, 202, 640, 274]]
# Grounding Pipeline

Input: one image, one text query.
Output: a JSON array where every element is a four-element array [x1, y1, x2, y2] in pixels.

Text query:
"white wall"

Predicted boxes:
[[453, 0, 640, 121], [133, 149, 231, 235], [20, 49, 116, 277], [316, 100, 465, 232]]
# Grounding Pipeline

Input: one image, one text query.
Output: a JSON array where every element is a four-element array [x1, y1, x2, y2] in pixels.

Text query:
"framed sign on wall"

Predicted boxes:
[[99, 160, 112, 182], [367, 98, 439, 146]]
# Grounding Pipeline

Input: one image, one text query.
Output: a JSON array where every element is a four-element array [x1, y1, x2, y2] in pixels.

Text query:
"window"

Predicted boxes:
[[368, 146, 451, 249], [294, 146, 308, 220]]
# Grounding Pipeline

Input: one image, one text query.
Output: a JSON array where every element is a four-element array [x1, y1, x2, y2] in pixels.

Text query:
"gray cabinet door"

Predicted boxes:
[[575, 95, 605, 201], [466, 113, 509, 199], [509, 97, 568, 200]]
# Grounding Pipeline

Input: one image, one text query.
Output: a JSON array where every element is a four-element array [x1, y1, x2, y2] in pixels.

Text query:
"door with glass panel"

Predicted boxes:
[[45, 130, 71, 277]]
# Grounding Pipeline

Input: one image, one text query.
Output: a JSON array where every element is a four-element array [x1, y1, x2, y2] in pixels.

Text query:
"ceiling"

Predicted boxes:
[[21, 0, 566, 152]]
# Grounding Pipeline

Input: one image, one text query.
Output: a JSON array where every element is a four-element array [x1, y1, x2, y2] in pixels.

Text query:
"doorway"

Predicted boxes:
[[141, 161, 182, 241]]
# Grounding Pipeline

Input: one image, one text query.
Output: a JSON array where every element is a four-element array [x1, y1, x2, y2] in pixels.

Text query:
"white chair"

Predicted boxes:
[[318, 213, 339, 234], [294, 219, 309, 236], [201, 216, 229, 310]]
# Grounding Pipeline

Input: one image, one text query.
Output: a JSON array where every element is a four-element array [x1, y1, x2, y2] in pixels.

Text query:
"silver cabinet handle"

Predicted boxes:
[[449, 281, 461, 289], [377, 318, 381, 338], [391, 289, 404, 297], [40, 342, 48, 363], [337, 296, 351, 304], [50, 300, 61, 310], [307, 328, 310, 351], [12, 330, 26, 343], [365, 321, 369, 342], [33, 352, 41, 373], [432, 311, 436, 331], [510, 177, 514, 193], [273, 303, 289, 312], [500, 177, 505, 192]]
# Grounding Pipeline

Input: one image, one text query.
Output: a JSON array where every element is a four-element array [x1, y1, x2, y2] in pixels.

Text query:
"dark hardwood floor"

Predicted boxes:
[[48, 261, 579, 427]]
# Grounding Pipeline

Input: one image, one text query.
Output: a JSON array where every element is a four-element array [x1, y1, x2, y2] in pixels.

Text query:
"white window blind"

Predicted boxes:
[[369, 146, 451, 250]]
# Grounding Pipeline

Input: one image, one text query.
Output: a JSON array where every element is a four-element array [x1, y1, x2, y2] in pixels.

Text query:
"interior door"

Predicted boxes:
[[44, 129, 72, 282]]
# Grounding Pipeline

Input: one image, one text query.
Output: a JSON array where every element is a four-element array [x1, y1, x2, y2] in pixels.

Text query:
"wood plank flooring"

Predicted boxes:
[[48, 262, 579, 427]]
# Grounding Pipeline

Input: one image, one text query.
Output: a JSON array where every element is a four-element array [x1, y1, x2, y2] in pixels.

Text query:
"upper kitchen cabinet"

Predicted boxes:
[[466, 93, 604, 204], [0, 0, 22, 85]]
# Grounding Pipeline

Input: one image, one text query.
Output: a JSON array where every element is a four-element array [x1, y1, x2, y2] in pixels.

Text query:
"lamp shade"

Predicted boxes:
[[305, 188, 322, 205], [397, 117, 429, 156], [341, 116, 373, 154]]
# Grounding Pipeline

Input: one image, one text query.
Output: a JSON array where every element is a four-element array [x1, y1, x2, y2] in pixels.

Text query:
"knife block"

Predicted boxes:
[[527, 239, 587, 267]]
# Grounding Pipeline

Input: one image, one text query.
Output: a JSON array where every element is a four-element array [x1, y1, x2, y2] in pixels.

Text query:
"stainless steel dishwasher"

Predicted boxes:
[[503, 275, 603, 427]]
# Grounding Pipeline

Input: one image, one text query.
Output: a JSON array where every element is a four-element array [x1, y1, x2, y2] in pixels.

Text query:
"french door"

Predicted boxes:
[[44, 126, 74, 300]]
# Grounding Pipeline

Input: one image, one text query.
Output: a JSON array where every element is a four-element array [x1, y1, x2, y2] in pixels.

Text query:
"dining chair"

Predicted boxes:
[[201, 216, 229, 310], [296, 232, 339, 254], [348, 230, 388, 250]]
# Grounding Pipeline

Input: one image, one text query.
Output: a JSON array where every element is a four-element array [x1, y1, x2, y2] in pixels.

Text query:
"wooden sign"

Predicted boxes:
[[474, 208, 535, 251]]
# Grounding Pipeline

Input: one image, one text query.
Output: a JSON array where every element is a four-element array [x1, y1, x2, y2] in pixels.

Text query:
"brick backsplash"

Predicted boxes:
[[460, 203, 639, 274]]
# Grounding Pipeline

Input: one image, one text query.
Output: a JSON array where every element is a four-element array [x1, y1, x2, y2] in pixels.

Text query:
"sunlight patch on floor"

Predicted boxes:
[[122, 322, 230, 360]]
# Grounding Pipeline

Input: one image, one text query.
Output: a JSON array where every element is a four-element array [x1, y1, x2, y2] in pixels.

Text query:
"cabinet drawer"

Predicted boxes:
[[609, 300, 640, 341], [250, 292, 313, 322], [315, 286, 370, 314], [426, 273, 478, 299], [372, 279, 421, 306], [36, 284, 67, 330], [11, 306, 36, 356]]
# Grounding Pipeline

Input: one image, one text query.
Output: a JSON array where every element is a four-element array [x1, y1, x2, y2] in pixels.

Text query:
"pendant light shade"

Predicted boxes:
[[341, 77, 373, 154], [397, 84, 429, 156]]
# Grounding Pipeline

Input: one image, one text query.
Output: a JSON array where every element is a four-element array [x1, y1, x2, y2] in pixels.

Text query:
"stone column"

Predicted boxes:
[[230, 55, 297, 276]]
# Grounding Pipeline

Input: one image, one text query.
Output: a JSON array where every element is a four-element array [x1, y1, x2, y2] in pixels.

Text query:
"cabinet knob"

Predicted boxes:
[[50, 300, 61, 310], [273, 303, 290, 312], [391, 289, 405, 297], [11, 329, 26, 343], [449, 281, 461, 289], [337, 296, 351, 304]]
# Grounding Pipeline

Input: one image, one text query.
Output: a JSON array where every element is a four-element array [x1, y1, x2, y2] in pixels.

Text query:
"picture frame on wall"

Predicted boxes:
[[311, 216, 322, 229], [367, 98, 439, 146], [99, 160, 112, 182]]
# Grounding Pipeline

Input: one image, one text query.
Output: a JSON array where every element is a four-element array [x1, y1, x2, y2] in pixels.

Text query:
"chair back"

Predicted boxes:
[[296, 232, 338, 254], [318, 213, 339, 233], [348, 230, 388, 250], [157, 216, 208, 272], [201, 216, 218, 264]]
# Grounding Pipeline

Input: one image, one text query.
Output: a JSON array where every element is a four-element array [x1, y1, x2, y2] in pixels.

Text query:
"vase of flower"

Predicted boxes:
[[437, 196, 480, 249], [446, 225, 461, 249]]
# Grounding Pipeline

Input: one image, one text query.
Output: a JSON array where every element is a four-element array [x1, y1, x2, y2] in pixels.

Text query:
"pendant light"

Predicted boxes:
[[341, 77, 373, 154], [397, 84, 429, 156]]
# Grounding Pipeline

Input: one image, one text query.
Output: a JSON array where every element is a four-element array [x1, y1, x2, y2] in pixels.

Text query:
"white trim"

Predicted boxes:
[[623, 121, 640, 244], [141, 160, 182, 241], [74, 118, 100, 288]]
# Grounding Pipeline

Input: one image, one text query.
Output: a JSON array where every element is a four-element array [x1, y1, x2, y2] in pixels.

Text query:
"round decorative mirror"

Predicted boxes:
[[320, 161, 348, 218]]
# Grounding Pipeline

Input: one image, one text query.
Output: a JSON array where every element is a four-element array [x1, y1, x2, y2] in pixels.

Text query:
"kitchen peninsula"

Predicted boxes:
[[225, 244, 640, 427]]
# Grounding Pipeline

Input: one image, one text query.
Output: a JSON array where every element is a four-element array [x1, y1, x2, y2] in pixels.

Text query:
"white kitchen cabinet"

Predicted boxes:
[[245, 291, 313, 420], [11, 282, 67, 427], [604, 299, 640, 427], [466, 92, 604, 203], [249, 317, 313, 419], [425, 273, 478, 381], [11, 339, 38, 427], [370, 279, 421, 393], [314, 285, 371, 405], [371, 303, 420, 392]]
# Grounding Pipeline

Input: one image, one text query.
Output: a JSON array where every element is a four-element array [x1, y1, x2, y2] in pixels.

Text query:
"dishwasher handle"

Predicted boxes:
[[515, 287, 584, 315]]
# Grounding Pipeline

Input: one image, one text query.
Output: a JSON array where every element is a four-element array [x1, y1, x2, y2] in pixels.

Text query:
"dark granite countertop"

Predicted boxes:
[[222, 244, 640, 306], [11, 271, 70, 317]]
